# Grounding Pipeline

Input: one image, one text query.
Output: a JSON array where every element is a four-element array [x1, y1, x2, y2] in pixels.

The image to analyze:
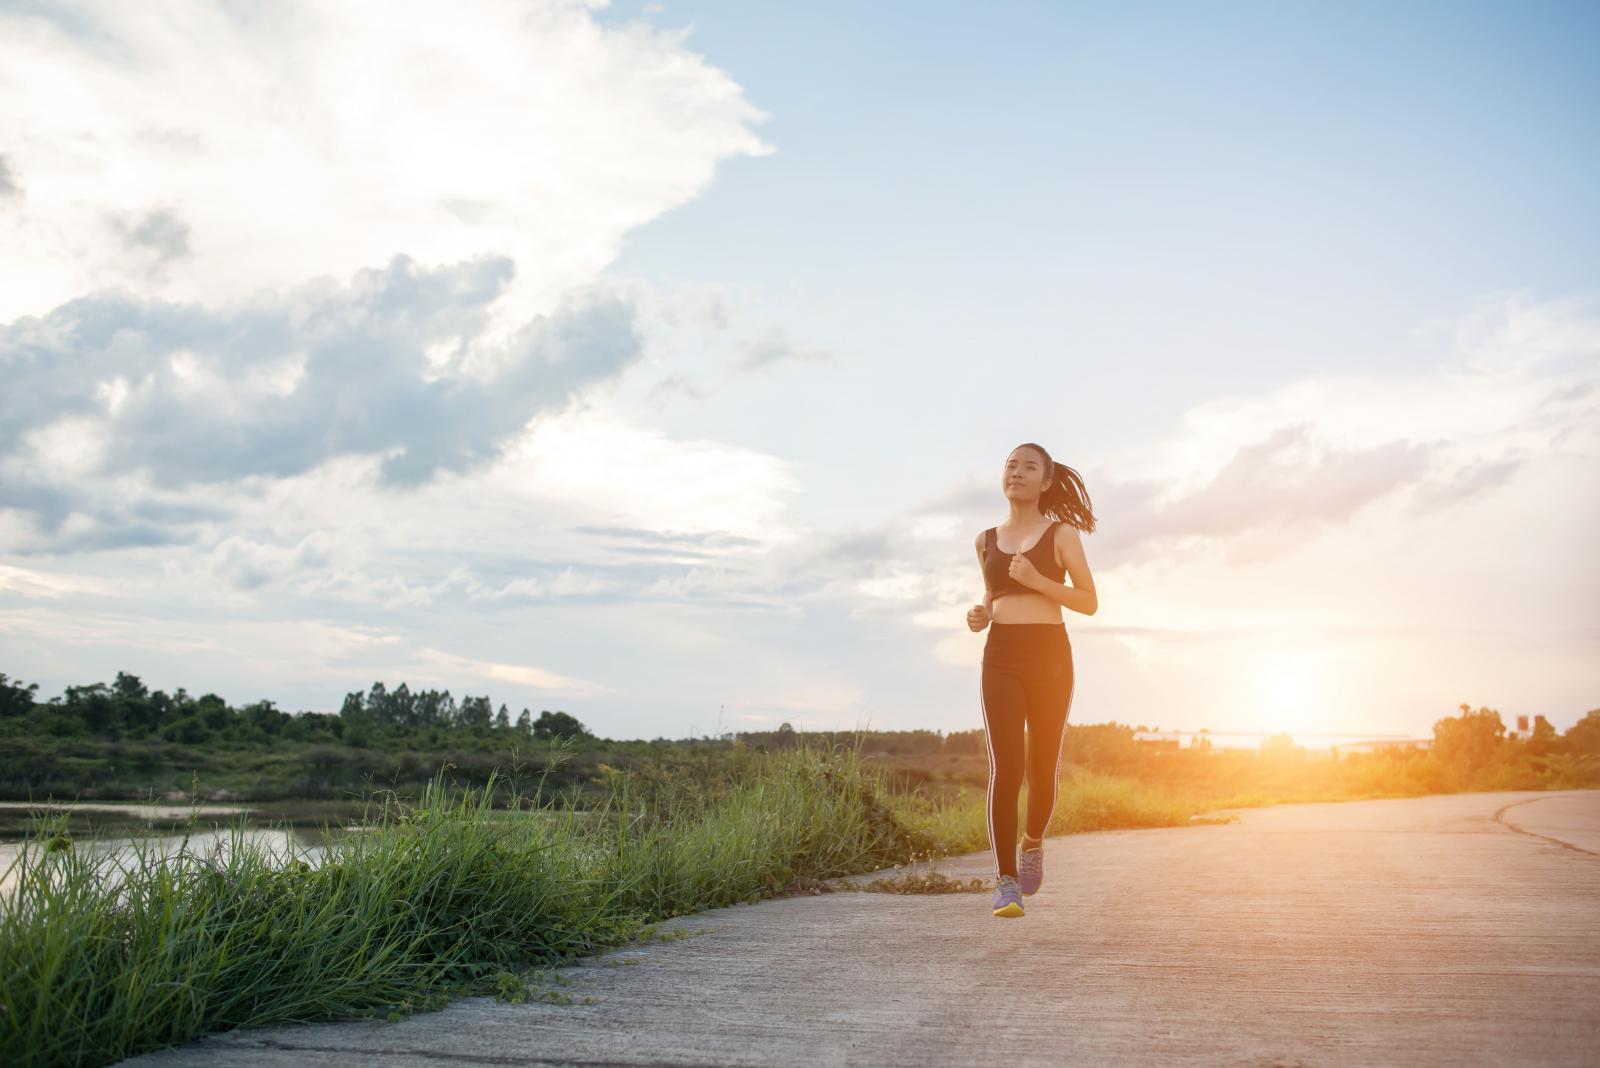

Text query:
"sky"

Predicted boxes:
[[1, 0, 1596, 743]]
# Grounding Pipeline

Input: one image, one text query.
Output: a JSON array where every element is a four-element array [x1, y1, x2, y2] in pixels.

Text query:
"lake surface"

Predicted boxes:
[[0, 800, 252, 820], [0, 799, 600, 900], [0, 825, 335, 898]]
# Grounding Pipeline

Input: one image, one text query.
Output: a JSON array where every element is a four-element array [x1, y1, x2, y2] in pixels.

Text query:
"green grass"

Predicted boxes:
[[883, 762, 1212, 852], [0, 737, 1217, 1068]]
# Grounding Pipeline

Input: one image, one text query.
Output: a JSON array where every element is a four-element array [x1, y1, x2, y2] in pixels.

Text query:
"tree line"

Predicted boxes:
[[0, 671, 593, 748]]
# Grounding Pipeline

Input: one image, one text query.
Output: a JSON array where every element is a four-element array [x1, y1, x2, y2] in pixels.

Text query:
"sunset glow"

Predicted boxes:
[[0, 1, 1594, 742], [1251, 651, 1320, 738]]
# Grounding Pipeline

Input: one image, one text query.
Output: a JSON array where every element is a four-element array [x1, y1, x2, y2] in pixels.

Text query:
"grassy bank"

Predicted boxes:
[[0, 737, 1212, 1068]]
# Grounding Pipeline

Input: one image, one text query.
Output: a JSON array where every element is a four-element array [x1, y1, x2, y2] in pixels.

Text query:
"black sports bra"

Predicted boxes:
[[982, 521, 1064, 598]]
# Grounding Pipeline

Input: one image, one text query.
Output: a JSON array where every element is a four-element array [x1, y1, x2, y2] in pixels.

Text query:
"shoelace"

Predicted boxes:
[[995, 875, 1021, 897], [1019, 848, 1043, 876]]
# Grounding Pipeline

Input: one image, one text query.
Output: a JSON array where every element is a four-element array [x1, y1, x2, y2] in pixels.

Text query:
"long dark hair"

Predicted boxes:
[[1015, 442, 1096, 533]]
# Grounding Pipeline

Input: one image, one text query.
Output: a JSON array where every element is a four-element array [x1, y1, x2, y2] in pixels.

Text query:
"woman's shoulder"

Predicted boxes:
[[1050, 519, 1084, 564]]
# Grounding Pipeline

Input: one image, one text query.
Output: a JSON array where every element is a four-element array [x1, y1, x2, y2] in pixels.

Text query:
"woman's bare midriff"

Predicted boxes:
[[989, 591, 1064, 625]]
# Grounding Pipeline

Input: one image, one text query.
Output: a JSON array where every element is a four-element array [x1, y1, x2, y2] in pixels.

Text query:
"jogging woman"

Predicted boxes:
[[967, 442, 1098, 918]]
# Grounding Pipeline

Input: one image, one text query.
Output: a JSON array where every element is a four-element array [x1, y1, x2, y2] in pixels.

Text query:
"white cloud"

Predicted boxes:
[[415, 646, 615, 698], [1115, 291, 1599, 505], [839, 293, 1599, 735], [0, 564, 112, 599], [205, 531, 337, 591], [0, 608, 406, 672], [0, 0, 772, 356], [494, 397, 805, 542]]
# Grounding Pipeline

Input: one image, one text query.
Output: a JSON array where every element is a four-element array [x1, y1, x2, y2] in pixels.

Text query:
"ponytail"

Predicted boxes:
[[1016, 441, 1097, 533]]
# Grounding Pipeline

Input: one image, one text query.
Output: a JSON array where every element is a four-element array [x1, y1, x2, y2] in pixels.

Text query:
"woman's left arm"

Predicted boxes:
[[1027, 524, 1098, 616]]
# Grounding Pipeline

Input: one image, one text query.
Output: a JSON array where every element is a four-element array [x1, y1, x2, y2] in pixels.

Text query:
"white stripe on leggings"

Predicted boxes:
[[980, 671, 998, 881], [1039, 651, 1076, 839]]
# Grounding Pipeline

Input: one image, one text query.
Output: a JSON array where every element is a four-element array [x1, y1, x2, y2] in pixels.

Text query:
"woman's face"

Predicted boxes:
[[1003, 448, 1048, 503]]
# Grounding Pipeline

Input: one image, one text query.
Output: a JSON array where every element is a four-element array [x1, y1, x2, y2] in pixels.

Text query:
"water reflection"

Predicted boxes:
[[0, 801, 251, 820], [0, 799, 594, 900], [0, 824, 339, 898]]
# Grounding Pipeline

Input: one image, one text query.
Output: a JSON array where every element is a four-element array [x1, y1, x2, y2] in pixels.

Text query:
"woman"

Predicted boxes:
[[967, 442, 1098, 918]]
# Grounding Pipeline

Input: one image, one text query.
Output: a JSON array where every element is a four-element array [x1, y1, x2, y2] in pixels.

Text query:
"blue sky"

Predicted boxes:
[[601, 0, 1600, 506], [1, 0, 1596, 742]]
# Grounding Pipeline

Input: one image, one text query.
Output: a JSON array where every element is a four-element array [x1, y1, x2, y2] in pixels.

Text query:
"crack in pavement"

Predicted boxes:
[[247, 1037, 773, 1068], [1492, 794, 1600, 857]]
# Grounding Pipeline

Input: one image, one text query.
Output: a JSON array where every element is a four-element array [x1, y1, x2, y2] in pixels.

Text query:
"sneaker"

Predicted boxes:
[[1018, 844, 1044, 895], [992, 874, 1024, 917]]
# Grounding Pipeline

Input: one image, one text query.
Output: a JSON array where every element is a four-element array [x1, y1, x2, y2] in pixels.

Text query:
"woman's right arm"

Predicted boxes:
[[970, 532, 992, 630]]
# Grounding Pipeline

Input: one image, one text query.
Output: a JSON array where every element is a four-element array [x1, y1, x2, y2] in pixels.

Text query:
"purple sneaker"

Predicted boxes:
[[1018, 844, 1044, 895], [992, 874, 1024, 917]]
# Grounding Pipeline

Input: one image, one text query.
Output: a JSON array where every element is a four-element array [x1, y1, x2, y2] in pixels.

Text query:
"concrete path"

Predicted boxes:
[[119, 789, 1600, 1068]]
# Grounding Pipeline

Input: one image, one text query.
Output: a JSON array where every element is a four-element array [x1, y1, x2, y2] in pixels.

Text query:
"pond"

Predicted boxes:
[[0, 799, 614, 899]]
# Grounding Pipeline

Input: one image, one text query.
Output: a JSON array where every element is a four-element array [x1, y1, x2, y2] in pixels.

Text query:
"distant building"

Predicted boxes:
[[1329, 738, 1432, 757], [1132, 730, 1181, 753], [1506, 714, 1549, 741]]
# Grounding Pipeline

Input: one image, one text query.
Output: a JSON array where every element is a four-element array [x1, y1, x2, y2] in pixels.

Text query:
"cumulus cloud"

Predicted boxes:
[[206, 531, 336, 591], [109, 206, 192, 269], [1405, 455, 1525, 514], [1083, 426, 1436, 568], [621, 281, 837, 404], [0, 256, 644, 543], [729, 329, 833, 376], [0, 1, 781, 557], [0, 563, 112, 599], [912, 425, 1442, 574], [0, 0, 772, 345], [0, 0, 826, 728], [415, 646, 616, 698], [0, 154, 19, 200], [821, 293, 1600, 652]]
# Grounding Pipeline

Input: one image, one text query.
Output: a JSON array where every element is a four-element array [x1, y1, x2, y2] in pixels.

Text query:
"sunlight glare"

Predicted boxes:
[[1252, 650, 1320, 737]]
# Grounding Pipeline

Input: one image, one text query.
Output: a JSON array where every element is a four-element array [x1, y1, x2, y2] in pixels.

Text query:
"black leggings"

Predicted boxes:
[[980, 622, 1075, 879]]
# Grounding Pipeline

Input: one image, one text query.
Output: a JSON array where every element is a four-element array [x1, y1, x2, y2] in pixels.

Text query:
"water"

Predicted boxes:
[[0, 800, 603, 899], [0, 801, 353, 899], [0, 825, 336, 898], [0, 800, 252, 820]]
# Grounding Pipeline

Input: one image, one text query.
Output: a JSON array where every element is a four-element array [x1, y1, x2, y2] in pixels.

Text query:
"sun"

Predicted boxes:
[[1251, 652, 1319, 737]]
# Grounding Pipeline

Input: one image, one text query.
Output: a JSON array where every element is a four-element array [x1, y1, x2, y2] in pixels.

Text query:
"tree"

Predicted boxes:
[[1565, 709, 1600, 757], [1260, 732, 1297, 755], [532, 710, 589, 741], [943, 728, 985, 756], [386, 682, 416, 729], [0, 673, 39, 718], [415, 689, 449, 729], [1060, 723, 1137, 767], [366, 681, 389, 721], [494, 703, 511, 732], [1433, 703, 1505, 772], [1526, 714, 1561, 758], [113, 671, 149, 702], [457, 695, 493, 734], [516, 709, 533, 736], [196, 694, 231, 733], [63, 682, 116, 735], [242, 699, 287, 739], [339, 690, 368, 721]]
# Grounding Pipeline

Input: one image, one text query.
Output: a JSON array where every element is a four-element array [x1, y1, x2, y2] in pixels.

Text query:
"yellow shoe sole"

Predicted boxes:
[[992, 901, 1025, 917]]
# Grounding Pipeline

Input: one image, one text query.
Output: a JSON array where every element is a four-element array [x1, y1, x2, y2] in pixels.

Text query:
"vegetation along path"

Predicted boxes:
[[119, 789, 1600, 1067]]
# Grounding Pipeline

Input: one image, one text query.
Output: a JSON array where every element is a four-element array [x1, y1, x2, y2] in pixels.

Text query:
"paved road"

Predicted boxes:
[[120, 789, 1600, 1067]]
